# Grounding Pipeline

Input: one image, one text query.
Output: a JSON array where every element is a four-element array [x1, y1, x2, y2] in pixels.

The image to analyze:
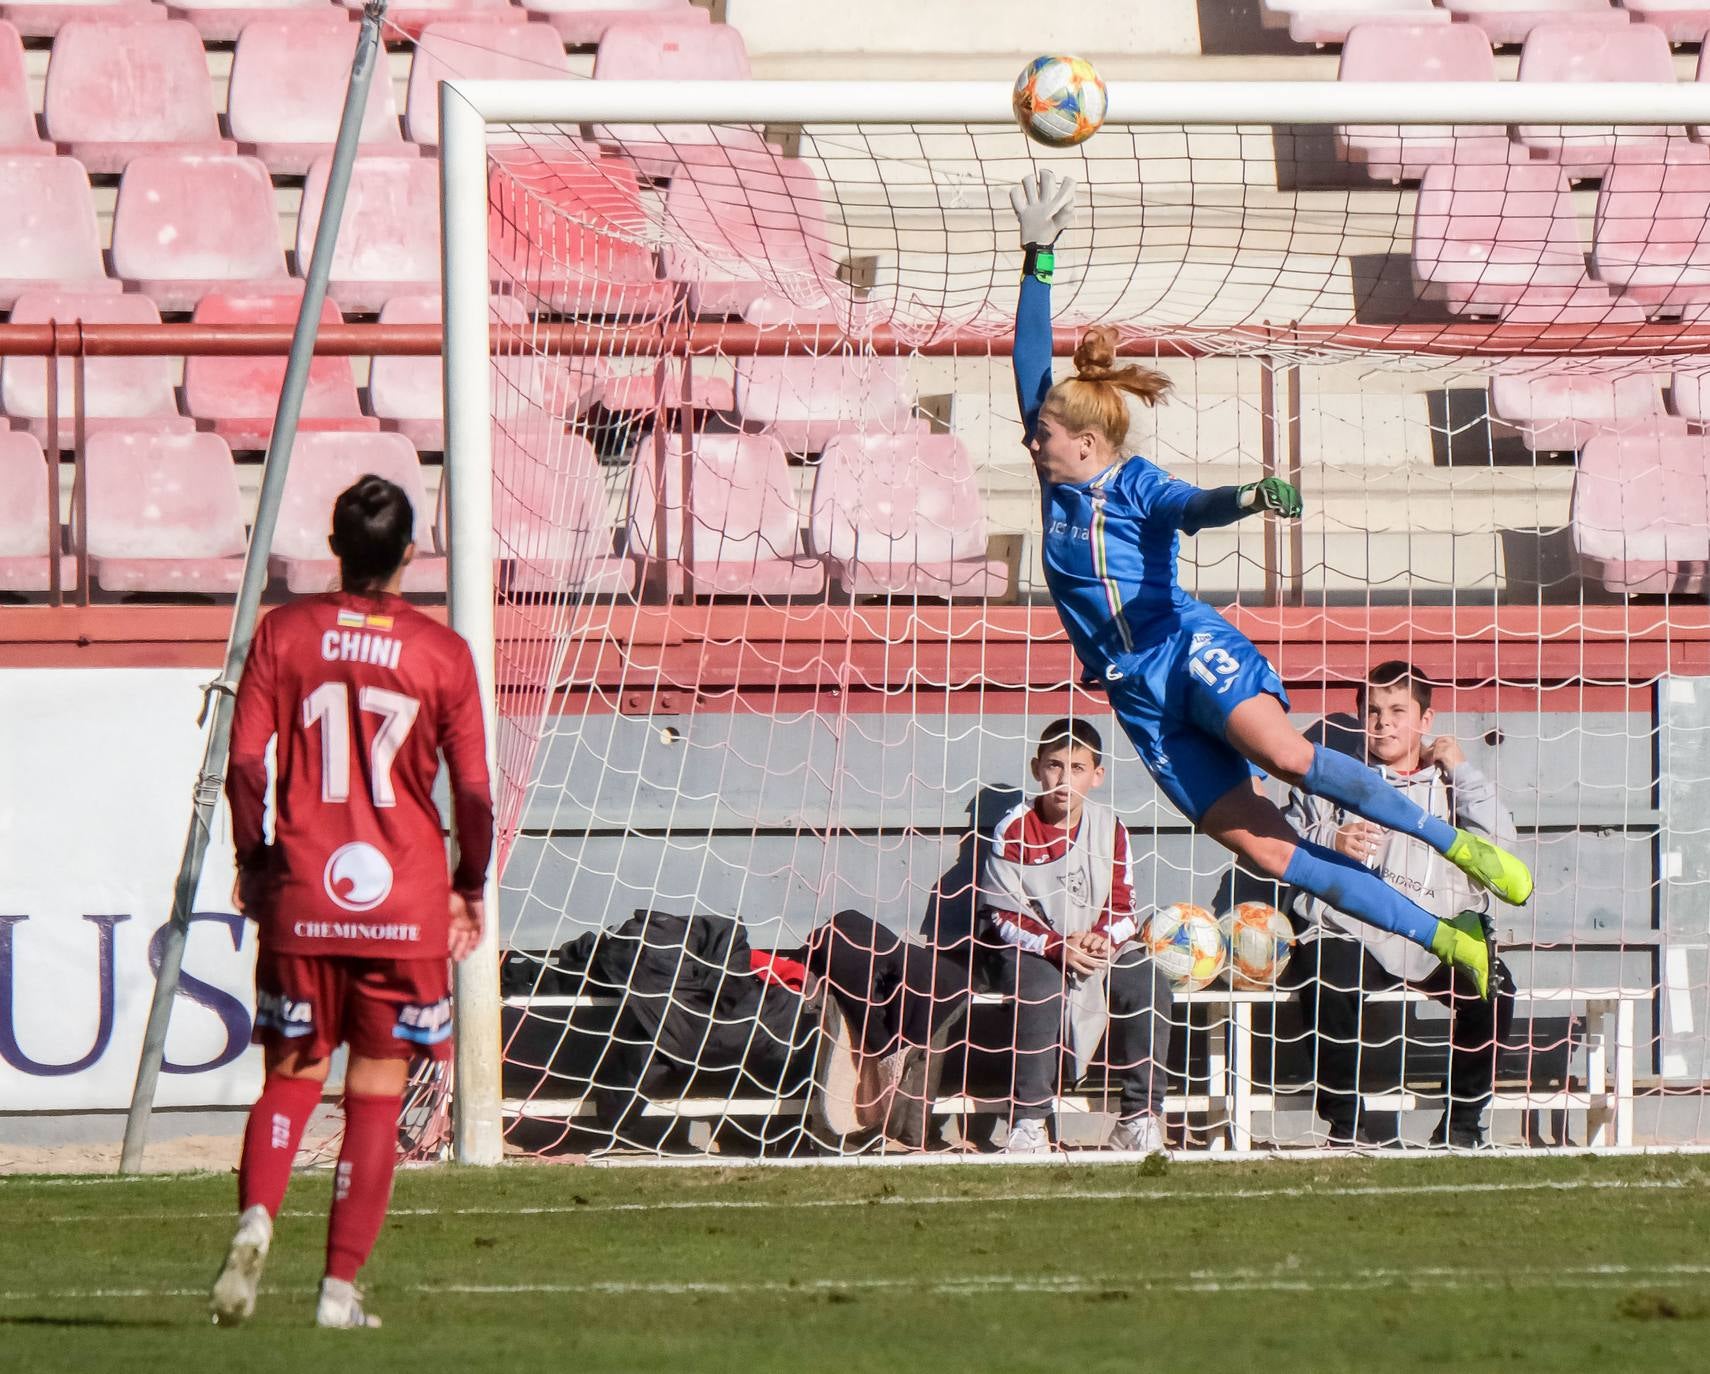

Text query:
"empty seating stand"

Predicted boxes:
[[1669, 365, 1710, 423], [1592, 160, 1710, 312], [3, 292, 192, 445], [0, 21, 48, 155], [1337, 22, 1502, 183], [226, 18, 410, 176], [599, 359, 736, 416], [522, 0, 703, 43], [809, 432, 1007, 600], [0, 433, 72, 592], [626, 430, 824, 598], [1514, 22, 1684, 178], [1626, 1, 1710, 42], [661, 146, 844, 317], [183, 292, 377, 451], [269, 432, 445, 593], [167, 0, 342, 41], [407, 21, 574, 148], [1489, 363, 1674, 452], [85, 430, 247, 593], [43, 20, 235, 174], [336, 0, 523, 38], [1261, 0, 1447, 45], [298, 155, 441, 313], [2, 0, 159, 40], [1438, 0, 1630, 45], [0, 156, 118, 307], [733, 356, 917, 456], [592, 18, 759, 178], [110, 154, 293, 311], [1572, 429, 1710, 595]]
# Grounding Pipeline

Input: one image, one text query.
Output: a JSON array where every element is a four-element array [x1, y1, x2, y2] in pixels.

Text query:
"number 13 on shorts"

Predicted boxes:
[[1190, 644, 1242, 694]]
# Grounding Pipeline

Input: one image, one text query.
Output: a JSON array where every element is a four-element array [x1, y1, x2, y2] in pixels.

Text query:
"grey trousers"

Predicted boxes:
[[985, 942, 1174, 1122]]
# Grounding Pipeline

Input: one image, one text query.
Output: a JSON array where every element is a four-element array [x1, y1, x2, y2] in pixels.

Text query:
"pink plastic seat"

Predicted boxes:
[[2, 293, 192, 445], [1610, 0, 1710, 41], [167, 0, 342, 41], [2, 0, 159, 39], [0, 156, 118, 307], [1261, 0, 1447, 45], [336, 0, 522, 37], [1669, 366, 1710, 422], [810, 432, 1007, 600], [733, 357, 916, 455], [600, 360, 735, 415], [1592, 160, 1710, 308], [661, 145, 843, 317], [592, 19, 759, 178], [1337, 23, 1503, 182], [488, 149, 676, 317], [627, 430, 824, 598], [43, 21, 236, 174], [183, 292, 377, 451], [406, 21, 573, 148], [0, 433, 73, 592], [227, 19, 410, 176], [1413, 161, 1645, 324], [298, 155, 441, 313], [522, 0, 702, 43], [1572, 428, 1710, 594], [1489, 362, 1673, 452], [86, 430, 247, 593], [111, 154, 293, 311], [1514, 22, 1686, 177], [0, 21, 48, 155], [269, 431, 445, 593], [1438, 0, 1629, 44]]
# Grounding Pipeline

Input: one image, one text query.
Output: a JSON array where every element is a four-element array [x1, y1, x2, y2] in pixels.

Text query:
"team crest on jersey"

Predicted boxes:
[[324, 841, 394, 912]]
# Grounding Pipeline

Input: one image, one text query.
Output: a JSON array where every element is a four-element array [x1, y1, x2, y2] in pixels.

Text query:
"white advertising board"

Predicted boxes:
[[0, 669, 263, 1110]]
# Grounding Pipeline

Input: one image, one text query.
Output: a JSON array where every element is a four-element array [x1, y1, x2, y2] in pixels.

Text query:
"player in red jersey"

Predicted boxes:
[[209, 474, 494, 1330]]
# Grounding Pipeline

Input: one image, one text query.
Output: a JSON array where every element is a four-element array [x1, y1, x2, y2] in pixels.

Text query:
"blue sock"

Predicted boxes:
[[1284, 840, 1440, 950], [1304, 746, 1458, 853]]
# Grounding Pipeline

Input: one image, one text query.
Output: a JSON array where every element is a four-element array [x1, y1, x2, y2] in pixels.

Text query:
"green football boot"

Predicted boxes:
[[1429, 910, 1500, 1002], [1445, 829, 1534, 907]]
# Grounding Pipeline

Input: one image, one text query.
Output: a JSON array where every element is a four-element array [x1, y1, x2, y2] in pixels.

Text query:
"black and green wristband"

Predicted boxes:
[[1023, 244, 1056, 284]]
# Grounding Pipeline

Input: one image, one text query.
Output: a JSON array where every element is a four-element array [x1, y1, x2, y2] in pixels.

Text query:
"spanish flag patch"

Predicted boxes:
[[336, 610, 395, 631]]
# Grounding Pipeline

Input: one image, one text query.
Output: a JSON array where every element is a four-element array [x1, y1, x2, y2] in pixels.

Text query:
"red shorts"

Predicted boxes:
[[253, 951, 453, 1063]]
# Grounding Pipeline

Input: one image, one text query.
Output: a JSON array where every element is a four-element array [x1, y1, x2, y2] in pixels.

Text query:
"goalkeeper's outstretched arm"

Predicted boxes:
[[1010, 169, 1075, 444]]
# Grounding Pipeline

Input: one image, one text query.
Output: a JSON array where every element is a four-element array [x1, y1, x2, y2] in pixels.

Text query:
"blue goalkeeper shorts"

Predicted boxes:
[[1104, 619, 1291, 823]]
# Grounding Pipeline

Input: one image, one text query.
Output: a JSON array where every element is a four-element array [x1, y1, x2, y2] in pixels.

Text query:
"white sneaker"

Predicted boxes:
[[1107, 1114, 1168, 1157], [316, 1277, 382, 1329], [209, 1204, 272, 1327], [1002, 1117, 1052, 1154]]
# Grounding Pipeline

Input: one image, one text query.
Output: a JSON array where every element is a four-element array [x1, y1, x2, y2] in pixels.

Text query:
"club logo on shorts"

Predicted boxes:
[[323, 841, 394, 912]]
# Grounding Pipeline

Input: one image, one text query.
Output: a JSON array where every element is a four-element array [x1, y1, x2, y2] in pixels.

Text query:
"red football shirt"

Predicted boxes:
[[227, 591, 495, 960]]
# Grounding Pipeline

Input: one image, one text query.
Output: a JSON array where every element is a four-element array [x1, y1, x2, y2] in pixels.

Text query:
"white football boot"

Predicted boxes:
[[209, 1204, 272, 1327], [316, 1277, 382, 1329]]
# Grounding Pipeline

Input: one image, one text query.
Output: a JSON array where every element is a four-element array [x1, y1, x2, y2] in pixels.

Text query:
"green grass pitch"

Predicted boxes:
[[6, 1154, 1708, 1372]]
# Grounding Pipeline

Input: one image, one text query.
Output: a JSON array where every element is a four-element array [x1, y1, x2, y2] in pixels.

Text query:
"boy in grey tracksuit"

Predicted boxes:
[[1283, 661, 1518, 1148]]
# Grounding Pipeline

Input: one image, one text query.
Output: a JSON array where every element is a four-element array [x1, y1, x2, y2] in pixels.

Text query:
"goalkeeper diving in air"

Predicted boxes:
[[1006, 170, 1528, 999]]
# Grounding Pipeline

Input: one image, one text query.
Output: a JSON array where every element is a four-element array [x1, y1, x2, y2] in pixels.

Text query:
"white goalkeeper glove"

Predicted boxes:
[[1009, 169, 1077, 249]]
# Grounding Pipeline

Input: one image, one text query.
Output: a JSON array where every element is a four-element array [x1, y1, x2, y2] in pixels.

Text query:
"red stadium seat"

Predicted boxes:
[[269, 431, 446, 593], [809, 432, 1007, 599], [406, 21, 573, 149], [1514, 22, 1686, 178], [599, 359, 735, 415], [227, 18, 410, 176], [661, 145, 843, 318], [488, 148, 676, 317], [2, 292, 192, 445], [521, 0, 702, 44], [183, 292, 377, 451], [43, 20, 236, 174], [0, 433, 73, 592], [592, 18, 761, 178], [1437, 0, 1629, 45], [1669, 365, 1710, 423], [0, 21, 49, 155], [1412, 161, 1645, 324], [1606, 0, 1710, 41], [733, 356, 917, 456], [1572, 428, 1710, 595], [1489, 362, 1675, 453], [110, 154, 294, 311], [2, 0, 159, 40], [1336, 22, 1502, 183], [1593, 160, 1710, 309], [167, 0, 343, 42], [86, 430, 247, 593], [335, 0, 523, 38], [627, 430, 823, 598], [0, 155, 119, 307], [1261, 0, 1447, 46], [297, 155, 441, 313]]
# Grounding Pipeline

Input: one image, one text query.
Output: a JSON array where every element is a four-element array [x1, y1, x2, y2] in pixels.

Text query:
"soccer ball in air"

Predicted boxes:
[[1219, 901, 1295, 990], [1012, 55, 1107, 149], [1142, 903, 1226, 993]]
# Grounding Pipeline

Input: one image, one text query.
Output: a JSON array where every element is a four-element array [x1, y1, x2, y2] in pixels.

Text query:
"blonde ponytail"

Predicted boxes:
[[1042, 326, 1172, 451]]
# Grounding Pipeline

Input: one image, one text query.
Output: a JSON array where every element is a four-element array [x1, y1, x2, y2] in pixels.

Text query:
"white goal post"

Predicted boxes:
[[438, 76, 1710, 1166]]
